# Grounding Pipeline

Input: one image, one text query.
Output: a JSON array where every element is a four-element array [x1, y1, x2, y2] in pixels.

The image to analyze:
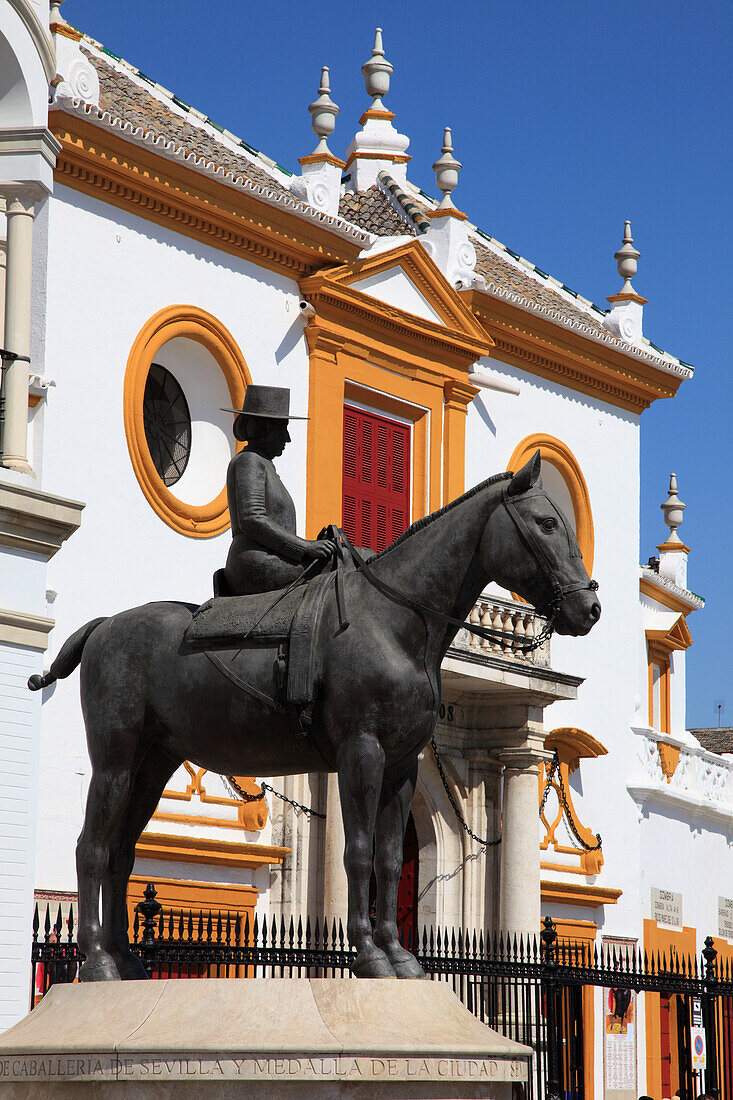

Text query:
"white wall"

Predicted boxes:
[[34, 185, 311, 893]]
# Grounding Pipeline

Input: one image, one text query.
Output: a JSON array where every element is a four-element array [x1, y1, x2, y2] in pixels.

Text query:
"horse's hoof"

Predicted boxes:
[[115, 952, 149, 980], [352, 950, 396, 979], [392, 955, 427, 979], [79, 955, 121, 982]]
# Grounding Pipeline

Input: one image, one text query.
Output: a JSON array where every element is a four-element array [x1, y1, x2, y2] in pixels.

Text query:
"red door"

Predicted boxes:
[[342, 405, 410, 552], [368, 813, 419, 949]]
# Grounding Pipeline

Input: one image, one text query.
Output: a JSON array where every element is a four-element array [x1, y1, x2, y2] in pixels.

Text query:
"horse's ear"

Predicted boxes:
[[507, 450, 542, 496]]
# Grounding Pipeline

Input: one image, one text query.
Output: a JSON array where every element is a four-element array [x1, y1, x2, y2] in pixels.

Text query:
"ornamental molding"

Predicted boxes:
[[7, 0, 57, 84], [50, 107, 365, 280], [52, 99, 367, 245], [640, 570, 704, 612], [0, 480, 83, 558], [0, 606, 55, 651], [463, 290, 690, 413]]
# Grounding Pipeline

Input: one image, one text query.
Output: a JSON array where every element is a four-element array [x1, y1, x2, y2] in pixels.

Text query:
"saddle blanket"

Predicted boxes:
[[184, 573, 335, 706]]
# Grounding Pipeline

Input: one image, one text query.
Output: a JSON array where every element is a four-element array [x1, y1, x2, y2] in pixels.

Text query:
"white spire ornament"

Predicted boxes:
[[343, 29, 410, 191], [289, 65, 344, 217], [361, 28, 394, 111], [657, 473, 690, 588], [603, 220, 647, 346], [432, 128, 461, 210], [307, 67, 339, 158], [661, 473, 686, 545]]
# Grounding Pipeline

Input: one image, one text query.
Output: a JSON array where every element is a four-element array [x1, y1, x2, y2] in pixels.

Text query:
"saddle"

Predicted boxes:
[[184, 572, 335, 708]]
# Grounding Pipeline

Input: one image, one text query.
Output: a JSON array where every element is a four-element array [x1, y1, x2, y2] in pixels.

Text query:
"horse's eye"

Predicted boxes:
[[538, 517, 557, 534]]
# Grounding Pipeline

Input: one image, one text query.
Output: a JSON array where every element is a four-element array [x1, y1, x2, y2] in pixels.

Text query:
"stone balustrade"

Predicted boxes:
[[452, 593, 551, 668], [630, 728, 733, 818]]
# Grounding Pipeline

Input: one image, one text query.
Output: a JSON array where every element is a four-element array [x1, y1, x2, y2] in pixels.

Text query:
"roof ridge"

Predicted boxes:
[[376, 172, 431, 234]]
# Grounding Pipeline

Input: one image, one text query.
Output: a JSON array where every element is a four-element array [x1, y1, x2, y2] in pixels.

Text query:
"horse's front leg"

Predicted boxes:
[[337, 733, 394, 978], [373, 760, 426, 978]]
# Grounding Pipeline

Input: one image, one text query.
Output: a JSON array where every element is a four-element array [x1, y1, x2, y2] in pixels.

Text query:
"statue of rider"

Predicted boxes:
[[220, 386, 334, 596]]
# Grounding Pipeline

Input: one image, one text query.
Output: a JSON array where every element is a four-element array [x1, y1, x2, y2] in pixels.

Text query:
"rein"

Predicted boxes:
[[335, 484, 598, 654]]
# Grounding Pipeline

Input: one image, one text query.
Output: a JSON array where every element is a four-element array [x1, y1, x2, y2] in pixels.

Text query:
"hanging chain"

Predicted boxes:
[[539, 750, 602, 852], [430, 736, 501, 847], [225, 775, 326, 820]]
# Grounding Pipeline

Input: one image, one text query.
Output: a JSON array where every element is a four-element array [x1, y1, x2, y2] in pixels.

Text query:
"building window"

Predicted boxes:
[[342, 405, 410, 552], [648, 644, 671, 733], [143, 363, 192, 487]]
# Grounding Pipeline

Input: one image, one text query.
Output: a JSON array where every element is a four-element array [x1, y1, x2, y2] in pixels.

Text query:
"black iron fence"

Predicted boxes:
[[31, 884, 733, 1100]]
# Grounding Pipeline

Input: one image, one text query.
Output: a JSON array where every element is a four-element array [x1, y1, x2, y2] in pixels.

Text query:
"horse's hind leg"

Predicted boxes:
[[337, 733, 395, 978], [102, 745, 182, 979], [373, 760, 425, 979], [76, 750, 137, 982]]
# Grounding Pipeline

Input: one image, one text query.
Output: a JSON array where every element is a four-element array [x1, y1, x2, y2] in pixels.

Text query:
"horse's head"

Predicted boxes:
[[482, 451, 601, 636]]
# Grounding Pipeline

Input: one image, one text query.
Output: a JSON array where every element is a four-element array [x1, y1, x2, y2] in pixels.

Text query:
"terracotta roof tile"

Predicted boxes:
[[83, 47, 288, 194], [339, 186, 415, 237], [689, 729, 733, 755]]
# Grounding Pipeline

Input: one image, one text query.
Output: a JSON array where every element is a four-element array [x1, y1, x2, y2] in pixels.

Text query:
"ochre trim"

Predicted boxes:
[[540, 881, 621, 907], [50, 22, 82, 40], [50, 110, 362, 278], [123, 305, 250, 538], [136, 832, 289, 868], [656, 539, 691, 554], [344, 151, 411, 169], [28, 394, 42, 408], [156, 765, 267, 831], [298, 153, 346, 168], [462, 289, 686, 411], [546, 727, 608, 774], [647, 641, 671, 733], [640, 576, 698, 615], [657, 741, 680, 781], [300, 242, 490, 538], [646, 617, 692, 653], [424, 208, 468, 222], [359, 109, 396, 123], [507, 433, 595, 576], [606, 291, 648, 305]]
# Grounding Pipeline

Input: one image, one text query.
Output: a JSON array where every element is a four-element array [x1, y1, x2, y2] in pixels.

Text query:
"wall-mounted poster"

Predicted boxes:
[[603, 937, 638, 1100]]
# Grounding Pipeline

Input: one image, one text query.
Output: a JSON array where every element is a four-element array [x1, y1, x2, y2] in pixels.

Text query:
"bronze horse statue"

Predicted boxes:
[[29, 452, 600, 981]]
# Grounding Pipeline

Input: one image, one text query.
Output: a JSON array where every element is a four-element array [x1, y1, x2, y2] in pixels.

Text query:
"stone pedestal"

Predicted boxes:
[[0, 978, 531, 1098]]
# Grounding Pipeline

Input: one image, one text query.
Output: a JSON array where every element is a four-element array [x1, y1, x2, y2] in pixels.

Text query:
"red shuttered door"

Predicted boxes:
[[342, 405, 410, 552]]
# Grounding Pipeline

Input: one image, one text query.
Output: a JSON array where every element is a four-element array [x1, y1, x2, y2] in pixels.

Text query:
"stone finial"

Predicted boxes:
[[307, 67, 339, 157], [614, 220, 641, 296], [49, 0, 66, 25], [362, 28, 393, 110], [603, 219, 647, 344], [432, 128, 462, 210], [661, 473, 686, 544]]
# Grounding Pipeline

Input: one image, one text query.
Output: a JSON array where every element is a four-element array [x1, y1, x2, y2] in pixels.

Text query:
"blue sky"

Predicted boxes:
[[64, 0, 732, 727]]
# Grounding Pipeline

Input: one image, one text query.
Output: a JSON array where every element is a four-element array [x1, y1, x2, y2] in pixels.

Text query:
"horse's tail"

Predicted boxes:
[[27, 617, 107, 691]]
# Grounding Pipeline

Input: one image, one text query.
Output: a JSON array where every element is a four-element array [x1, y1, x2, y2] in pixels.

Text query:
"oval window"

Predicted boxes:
[[143, 363, 192, 487]]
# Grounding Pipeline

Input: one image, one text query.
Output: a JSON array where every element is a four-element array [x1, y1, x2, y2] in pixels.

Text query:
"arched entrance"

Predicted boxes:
[[369, 813, 419, 947]]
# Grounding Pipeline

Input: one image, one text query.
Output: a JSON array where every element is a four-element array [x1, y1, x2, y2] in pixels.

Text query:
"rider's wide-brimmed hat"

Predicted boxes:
[[221, 385, 308, 421]]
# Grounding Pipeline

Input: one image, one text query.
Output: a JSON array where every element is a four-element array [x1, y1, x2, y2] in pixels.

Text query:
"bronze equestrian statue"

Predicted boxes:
[[29, 405, 601, 981]]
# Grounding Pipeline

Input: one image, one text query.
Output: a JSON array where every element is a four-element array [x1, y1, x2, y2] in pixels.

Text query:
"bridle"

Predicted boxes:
[[335, 486, 598, 654]]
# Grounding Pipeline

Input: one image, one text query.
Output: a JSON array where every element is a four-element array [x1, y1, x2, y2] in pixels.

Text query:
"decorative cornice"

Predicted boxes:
[[0, 480, 83, 558], [298, 152, 346, 168], [464, 290, 688, 412], [50, 103, 367, 278], [540, 880, 622, 908], [137, 832, 290, 869], [0, 607, 55, 651], [640, 571, 704, 613], [465, 281, 692, 379]]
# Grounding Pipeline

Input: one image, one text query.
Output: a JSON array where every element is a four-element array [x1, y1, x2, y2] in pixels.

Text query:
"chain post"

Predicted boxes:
[[702, 935, 720, 1099], [541, 916, 563, 1100]]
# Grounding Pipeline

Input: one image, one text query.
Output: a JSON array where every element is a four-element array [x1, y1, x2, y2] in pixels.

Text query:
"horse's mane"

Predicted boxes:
[[373, 471, 513, 561]]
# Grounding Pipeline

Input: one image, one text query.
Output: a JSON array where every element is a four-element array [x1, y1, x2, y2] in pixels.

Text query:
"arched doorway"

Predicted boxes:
[[369, 813, 419, 948]]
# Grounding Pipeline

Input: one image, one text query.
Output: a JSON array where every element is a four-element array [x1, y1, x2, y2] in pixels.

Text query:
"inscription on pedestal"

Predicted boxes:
[[0, 1053, 528, 1083]]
